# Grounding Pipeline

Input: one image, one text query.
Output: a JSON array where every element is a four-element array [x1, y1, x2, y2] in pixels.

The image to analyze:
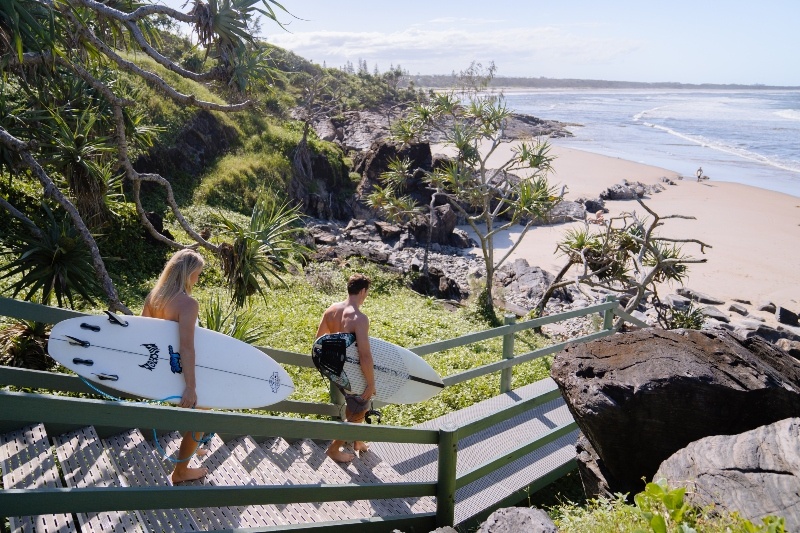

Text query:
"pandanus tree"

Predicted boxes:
[[535, 199, 712, 327], [0, 0, 294, 312], [391, 62, 561, 323]]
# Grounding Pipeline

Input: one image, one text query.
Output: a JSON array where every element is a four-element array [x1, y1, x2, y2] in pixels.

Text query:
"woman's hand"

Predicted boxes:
[[179, 386, 198, 408]]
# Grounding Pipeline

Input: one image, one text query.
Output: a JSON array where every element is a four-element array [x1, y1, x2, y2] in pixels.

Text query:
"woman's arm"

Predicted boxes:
[[177, 297, 200, 408]]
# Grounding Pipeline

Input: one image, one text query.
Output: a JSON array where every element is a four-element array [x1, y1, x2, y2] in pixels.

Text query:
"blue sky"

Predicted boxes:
[[248, 0, 800, 86]]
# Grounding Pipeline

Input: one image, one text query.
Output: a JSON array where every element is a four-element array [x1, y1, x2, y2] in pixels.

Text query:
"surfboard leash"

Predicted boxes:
[[77, 376, 214, 462]]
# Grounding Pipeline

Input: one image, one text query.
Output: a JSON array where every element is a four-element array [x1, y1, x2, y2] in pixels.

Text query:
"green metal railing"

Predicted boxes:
[[0, 295, 646, 530]]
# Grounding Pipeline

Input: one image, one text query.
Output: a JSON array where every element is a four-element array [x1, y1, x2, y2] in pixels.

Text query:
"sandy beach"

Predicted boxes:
[[451, 142, 800, 321]]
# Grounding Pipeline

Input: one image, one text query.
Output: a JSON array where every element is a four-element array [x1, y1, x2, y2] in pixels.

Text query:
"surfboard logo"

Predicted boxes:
[[269, 371, 281, 393], [168, 345, 182, 374], [140, 343, 160, 371]]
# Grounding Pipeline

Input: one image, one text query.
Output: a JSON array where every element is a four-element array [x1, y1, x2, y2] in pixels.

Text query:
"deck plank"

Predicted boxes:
[[53, 426, 145, 533], [370, 378, 578, 524], [104, 429, 201, 531], [0, 423, 77, 533]]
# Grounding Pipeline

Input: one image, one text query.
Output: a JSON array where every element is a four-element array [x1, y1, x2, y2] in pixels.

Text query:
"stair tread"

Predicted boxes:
[[155, 431, 282, 529], [105, 428, 200, 531], [228, 435, 329, 524], [54, 425, 145, 533], [0, 423, 77, 533], [257, 437, 367, 522]]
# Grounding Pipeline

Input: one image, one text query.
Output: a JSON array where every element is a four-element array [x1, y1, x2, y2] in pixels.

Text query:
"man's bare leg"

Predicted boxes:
[[171, 431, 209, 484], [326, 439, 355, 462]]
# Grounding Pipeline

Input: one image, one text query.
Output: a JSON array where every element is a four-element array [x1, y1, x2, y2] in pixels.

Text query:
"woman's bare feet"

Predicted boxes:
[[353, 441, 369, 454], [171, 466, 208, 484]]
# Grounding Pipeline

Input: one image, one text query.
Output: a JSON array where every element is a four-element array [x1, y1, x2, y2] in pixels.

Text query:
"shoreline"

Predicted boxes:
[[449, 140, 800, 321]]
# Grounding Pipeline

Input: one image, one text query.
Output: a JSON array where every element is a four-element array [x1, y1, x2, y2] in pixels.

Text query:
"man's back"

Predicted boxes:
[[317, 301, 367, 337]]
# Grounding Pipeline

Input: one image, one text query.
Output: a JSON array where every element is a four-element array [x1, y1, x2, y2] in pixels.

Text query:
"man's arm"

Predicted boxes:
[[353, 315, 376, 401]]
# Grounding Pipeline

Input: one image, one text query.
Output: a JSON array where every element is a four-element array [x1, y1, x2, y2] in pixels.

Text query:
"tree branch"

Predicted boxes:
[[0, 127, 131, 314]]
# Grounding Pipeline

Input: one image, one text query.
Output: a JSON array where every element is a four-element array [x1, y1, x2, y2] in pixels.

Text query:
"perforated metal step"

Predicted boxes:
[[256, 437, 368, 521], [0, 423, 77, 533], [227, 435, 328, 524], [370, 378, 578, 524], [104, 429, 200, 531], [154, 431, 282, 529], [53, 426, 144, 532]]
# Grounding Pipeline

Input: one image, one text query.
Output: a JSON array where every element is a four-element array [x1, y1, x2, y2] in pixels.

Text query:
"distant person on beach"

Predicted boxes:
[[142, 249, 209, 483], [588, 210, 605, 224], [697, 167, 704, 181], [315, 273, 376, 463]]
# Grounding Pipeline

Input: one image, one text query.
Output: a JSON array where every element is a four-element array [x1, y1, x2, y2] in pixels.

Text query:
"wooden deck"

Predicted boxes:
[[0, 379, 577, 531]]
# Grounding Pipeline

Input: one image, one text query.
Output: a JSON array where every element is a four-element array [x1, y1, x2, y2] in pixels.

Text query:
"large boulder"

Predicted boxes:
[[655, 417, 800, 529], [476, 507, 557, 533], [550, 328, 800, 497], [408, 204, 458, 245]]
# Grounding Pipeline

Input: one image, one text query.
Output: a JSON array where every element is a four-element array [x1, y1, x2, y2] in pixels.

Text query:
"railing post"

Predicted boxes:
[[603, 294, 617, 330], [500, 314, 516, 394], [436, 422, 458, 527]]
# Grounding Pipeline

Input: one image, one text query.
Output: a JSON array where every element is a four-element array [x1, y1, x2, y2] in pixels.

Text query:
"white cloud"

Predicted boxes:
[[266, 25, 641, 75]]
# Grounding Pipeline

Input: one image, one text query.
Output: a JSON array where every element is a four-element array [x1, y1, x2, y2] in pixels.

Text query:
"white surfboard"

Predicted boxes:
[[48, 313, 294, 409], [312, 333, 444, 404]]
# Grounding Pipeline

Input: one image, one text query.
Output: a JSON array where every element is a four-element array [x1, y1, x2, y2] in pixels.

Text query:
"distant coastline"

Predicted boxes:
[[408, 74, 800, 91]]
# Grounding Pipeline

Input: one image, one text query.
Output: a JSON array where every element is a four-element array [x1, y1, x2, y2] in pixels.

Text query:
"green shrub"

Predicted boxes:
[[552, 479, 787, 533]]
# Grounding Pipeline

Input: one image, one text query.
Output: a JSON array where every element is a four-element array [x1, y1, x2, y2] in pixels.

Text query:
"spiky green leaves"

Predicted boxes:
[[217, 199, 308, 308], [0, 203, 102, 307]]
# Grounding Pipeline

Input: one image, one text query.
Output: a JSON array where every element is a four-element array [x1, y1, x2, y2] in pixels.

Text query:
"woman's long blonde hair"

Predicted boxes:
[[146, 249, 205, 312]]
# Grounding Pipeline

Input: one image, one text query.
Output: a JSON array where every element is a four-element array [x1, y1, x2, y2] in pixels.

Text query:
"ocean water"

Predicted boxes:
[[503, 89, 800, 198]]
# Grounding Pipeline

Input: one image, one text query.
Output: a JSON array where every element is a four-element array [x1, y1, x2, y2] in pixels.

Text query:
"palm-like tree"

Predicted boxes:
[[0, 0, 290, 312], [0, 203, 102, 308], [218, 200, 308, 308]]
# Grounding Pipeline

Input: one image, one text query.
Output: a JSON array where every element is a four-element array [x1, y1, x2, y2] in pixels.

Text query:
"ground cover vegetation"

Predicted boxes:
[[549, 479, 785, 533]]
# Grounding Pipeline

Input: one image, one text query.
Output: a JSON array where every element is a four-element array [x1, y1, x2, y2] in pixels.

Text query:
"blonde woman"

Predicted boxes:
[[142, 249, 208, 483]]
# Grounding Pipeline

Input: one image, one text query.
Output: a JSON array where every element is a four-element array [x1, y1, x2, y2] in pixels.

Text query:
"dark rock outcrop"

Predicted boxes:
[[777, 306, 800, 327], [676, 287, 725, 305], [134, 110, 237, 178], [550, 328, 800, 497], [655, 417, 800, 529], [408, 205, 458, 245]]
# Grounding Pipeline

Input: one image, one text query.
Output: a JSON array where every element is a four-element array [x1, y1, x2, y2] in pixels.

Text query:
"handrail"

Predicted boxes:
[[0, 366, 340, 417], [442, 329, 614, 387], [0, 483, 436, 516], [0, 295, 638, 529], [410, 300, 616, 356], [0, 390, 438, 444]]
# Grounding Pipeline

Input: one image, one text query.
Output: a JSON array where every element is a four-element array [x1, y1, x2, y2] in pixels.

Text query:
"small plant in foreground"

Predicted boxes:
[[553, 479, 786, 533]]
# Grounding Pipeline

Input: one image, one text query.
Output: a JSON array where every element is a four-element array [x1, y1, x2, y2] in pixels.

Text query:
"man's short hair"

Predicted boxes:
[[347, 273, 371, 295]]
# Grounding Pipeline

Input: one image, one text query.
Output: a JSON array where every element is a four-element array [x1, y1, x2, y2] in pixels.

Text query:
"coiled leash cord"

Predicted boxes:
[[79, 376, 214, 463]]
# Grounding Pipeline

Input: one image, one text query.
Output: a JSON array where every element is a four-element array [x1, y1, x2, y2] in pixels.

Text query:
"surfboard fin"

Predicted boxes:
[[65, 335, 90, 347], [104, 310, 129, 327]]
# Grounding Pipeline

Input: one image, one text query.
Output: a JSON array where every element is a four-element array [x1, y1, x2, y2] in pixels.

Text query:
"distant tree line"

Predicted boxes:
[[407, 74, 799, 91]]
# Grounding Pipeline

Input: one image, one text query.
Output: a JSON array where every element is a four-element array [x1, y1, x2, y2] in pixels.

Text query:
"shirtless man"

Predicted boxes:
[[315, 273, 376, 463]]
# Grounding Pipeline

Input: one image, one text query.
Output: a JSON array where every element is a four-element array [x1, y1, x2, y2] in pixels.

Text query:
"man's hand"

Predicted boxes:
[[360, 382, 376, 402]]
